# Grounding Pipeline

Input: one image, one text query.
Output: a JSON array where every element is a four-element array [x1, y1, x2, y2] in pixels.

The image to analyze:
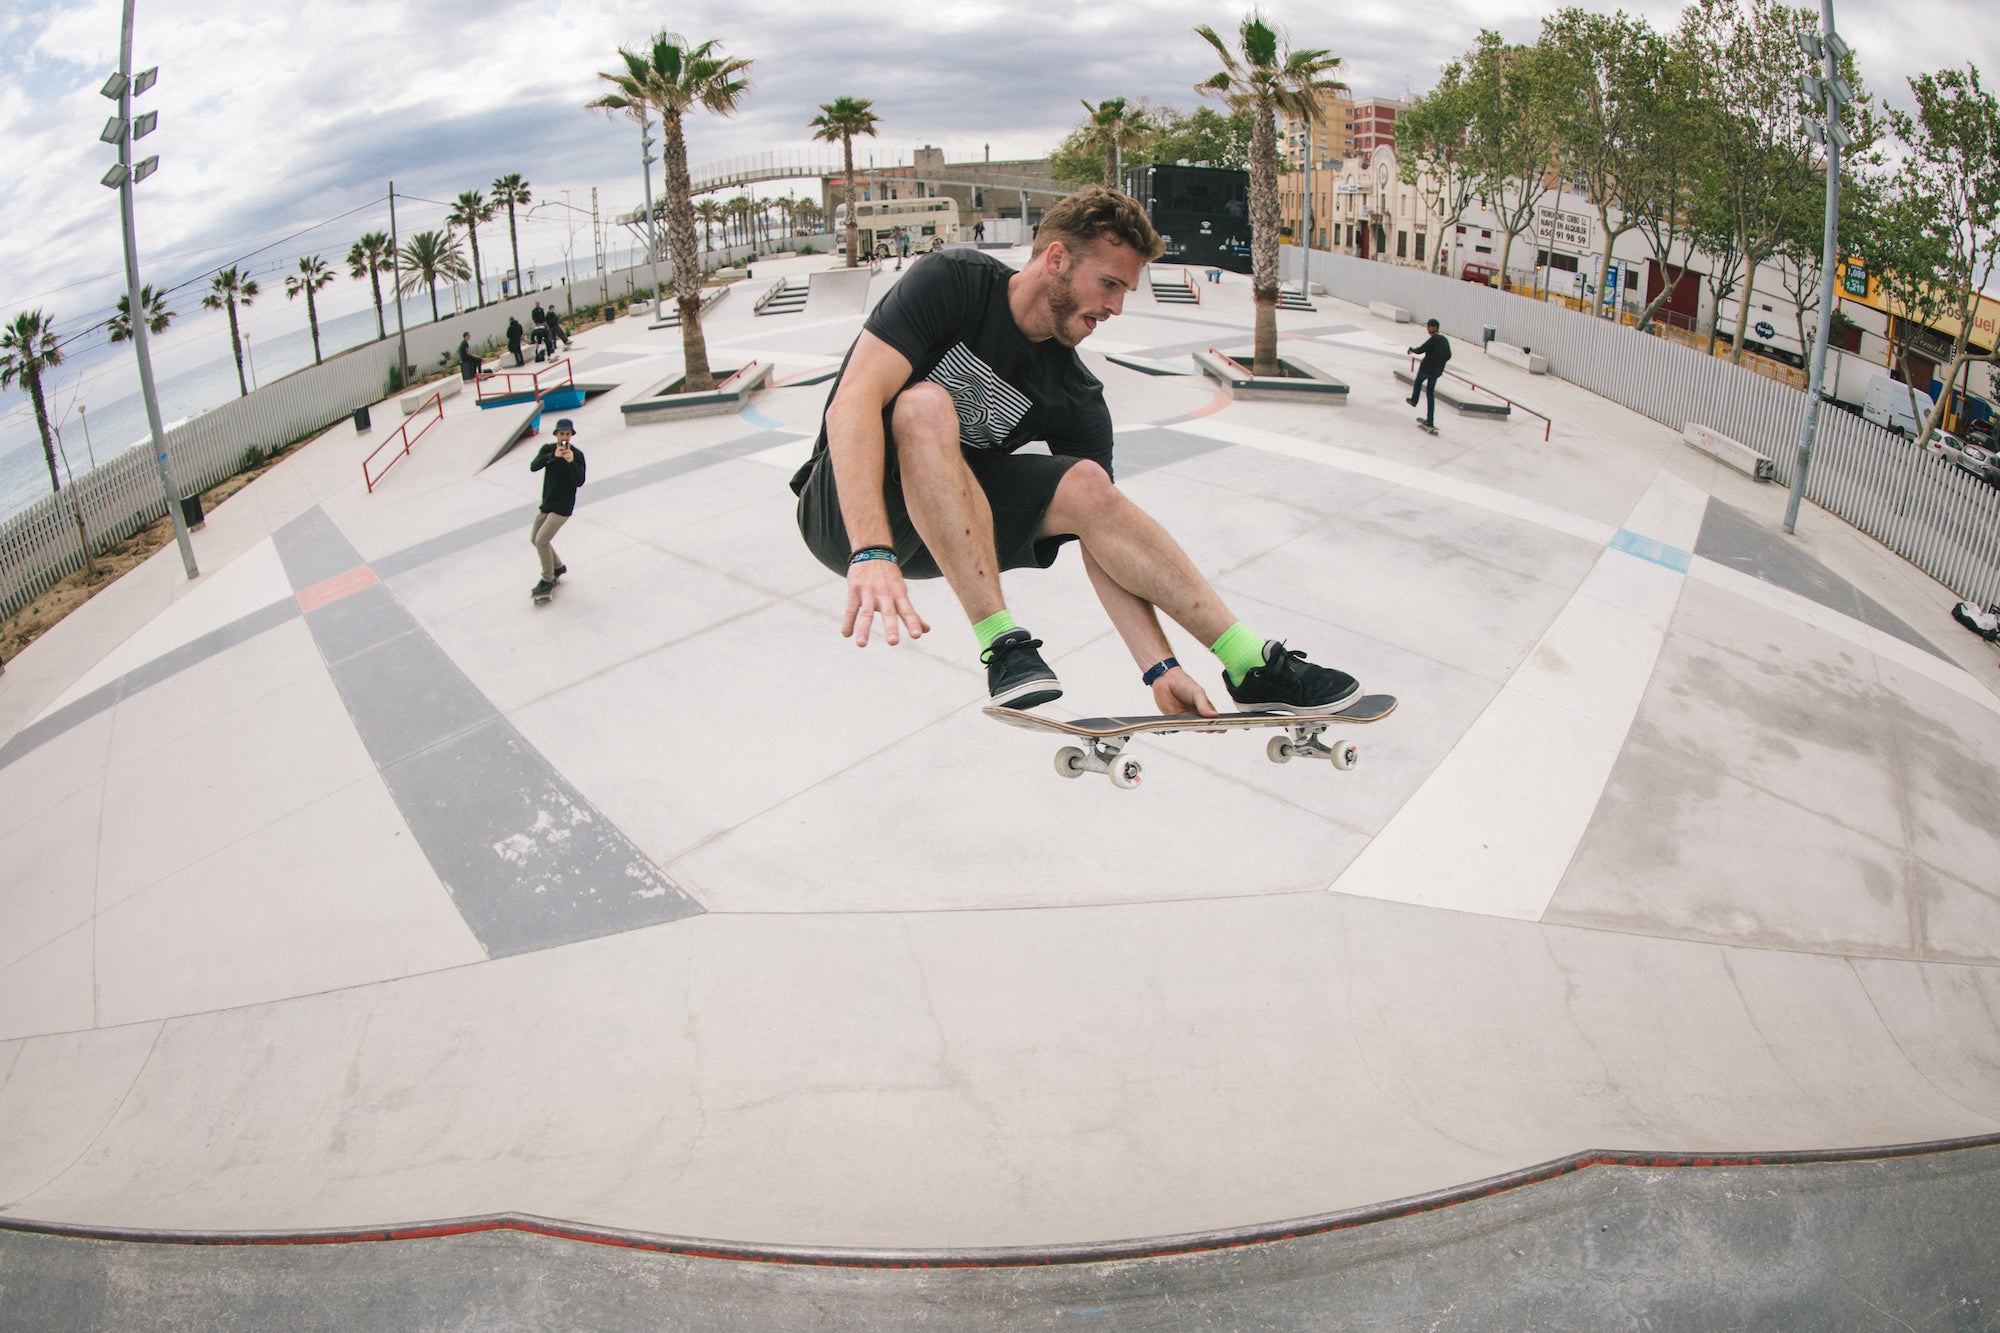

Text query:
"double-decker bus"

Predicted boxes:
[[1123, 164, 1251, 273], [833, 197, 961, 259]]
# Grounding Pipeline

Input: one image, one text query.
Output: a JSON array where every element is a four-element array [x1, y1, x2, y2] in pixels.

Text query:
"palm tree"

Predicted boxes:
[[727, 194, 753, 249], [809, 96, 881, 269], [1197, 13, 1345, 376], [1, 309, 95, 576], [694, 198, 722, 254], [446, 191, 495, 307], [107, 285, 175, 343], [1080, 97, 1148, 189], [795, 197, 823, 234], [490, 173, 533, 296], [398, 230, 470, 322], [348, 232, 393, 339], [590, 32, 753, 394], [285, 255, 337, 364], [201, 266, 261, 397]]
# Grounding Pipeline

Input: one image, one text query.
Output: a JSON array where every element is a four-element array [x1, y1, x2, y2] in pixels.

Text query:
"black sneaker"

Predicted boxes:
[[552, 564, 567, 582], [1226, 640, 1361, 714], [530, 579, 555, 598], [983, 628, 1062, 710]]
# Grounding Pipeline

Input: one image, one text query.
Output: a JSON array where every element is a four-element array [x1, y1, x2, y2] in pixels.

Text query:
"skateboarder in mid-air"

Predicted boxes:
[[791, 185, 1362, 717], [1407, 318, 1451, 431]]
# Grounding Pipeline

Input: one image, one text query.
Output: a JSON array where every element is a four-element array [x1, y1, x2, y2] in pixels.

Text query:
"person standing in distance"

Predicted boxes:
[[529, 418, 585, 601], [791, 185, 1363, 715], [1407, 318, 1452, 429]]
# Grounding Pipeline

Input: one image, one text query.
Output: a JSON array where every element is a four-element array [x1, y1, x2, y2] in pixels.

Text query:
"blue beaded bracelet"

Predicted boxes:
[[849, 546, 898, 566], [1141, 656, 1179, 686]]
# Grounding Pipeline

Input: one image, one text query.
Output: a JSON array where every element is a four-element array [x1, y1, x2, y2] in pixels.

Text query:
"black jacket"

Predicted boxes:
[[1411, 333, 1452, 378], [507, 318, 524, 347], [530, 442, 586, 515]]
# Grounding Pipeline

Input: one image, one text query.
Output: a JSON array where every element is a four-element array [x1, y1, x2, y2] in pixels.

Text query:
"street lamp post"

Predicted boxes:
[[1783, 4, 1854, 535], [639, 109, 663, 310], [100, 0, 195, 580]]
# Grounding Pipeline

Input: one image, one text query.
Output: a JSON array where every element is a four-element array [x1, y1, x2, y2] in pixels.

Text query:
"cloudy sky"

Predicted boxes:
[[1, 0, 1994, 438]]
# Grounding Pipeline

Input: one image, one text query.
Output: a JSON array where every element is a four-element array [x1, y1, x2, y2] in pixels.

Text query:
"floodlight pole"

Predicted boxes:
[[112, 0, 196, 579], [640, 110, 663, 308], [388, 181, 409, 388], [1783, 0, 1848, 535]]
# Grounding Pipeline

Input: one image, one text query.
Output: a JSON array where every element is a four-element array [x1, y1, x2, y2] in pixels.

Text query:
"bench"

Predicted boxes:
[[1486, 340, 1548, 374], [402, 375, 462, 415], [1682, 422, 1774, 481], [1368, 301, 1412, 323]]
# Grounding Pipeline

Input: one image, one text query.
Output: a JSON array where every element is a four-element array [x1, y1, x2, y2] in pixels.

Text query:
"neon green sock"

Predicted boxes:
[[1210, 622, 1267, 686], [974, 609, 1018, 654]]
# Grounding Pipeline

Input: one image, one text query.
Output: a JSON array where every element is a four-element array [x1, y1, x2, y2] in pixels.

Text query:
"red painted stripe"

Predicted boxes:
[[296, 565, 380, 614], [1187, 388, 1233, 419]]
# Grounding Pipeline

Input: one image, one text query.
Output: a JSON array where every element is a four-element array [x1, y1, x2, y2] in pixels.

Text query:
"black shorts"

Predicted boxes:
[[793, 429, 1082, 580]]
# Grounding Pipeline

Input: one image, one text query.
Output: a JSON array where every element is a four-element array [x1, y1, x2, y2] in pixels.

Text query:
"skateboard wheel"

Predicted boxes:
[[1331, 741, 1358, 771], [1267, 735, 1294, 764], [1055, 746, 1088, 779], [1109, 756, 1144, 790]]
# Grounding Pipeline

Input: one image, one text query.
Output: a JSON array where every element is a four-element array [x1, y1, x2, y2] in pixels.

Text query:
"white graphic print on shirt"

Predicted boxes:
[[926, 342, 1033, 450]]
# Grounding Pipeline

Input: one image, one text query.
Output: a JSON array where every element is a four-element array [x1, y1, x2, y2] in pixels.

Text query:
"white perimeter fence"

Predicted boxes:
[[0, 237, 829, 622], [1286, 246, 2000, 609]]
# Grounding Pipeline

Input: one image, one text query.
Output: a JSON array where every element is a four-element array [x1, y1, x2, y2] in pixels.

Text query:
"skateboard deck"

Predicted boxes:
[[1414, 418, 1439, 435], [532, 584, 555, 605], [986, 694, 1397, 789]]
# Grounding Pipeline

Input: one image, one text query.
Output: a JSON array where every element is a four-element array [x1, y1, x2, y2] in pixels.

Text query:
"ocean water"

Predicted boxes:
[[0, 291, 452, 524]]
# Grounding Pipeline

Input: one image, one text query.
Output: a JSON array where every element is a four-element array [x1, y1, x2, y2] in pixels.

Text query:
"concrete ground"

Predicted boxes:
[[2, 247, 1998, 1307]]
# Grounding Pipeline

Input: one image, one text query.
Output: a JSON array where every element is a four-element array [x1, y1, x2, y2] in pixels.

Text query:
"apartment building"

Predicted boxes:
[[1278, 90, 1354, 171], [1351, 97, 1411, 155]]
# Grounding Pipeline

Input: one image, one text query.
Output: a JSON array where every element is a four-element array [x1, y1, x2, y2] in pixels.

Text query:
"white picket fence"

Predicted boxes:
[[0, 239, 821, 622], [1285, 247, 2000, 608]]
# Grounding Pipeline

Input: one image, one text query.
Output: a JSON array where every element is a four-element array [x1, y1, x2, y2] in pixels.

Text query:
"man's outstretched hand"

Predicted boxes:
[[843, 560, 930, 647], [1151, 666, 1217, 717]]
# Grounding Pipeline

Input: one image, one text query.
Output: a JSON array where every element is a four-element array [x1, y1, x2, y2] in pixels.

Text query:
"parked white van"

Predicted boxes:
[[1863, 374, 1935, 437]]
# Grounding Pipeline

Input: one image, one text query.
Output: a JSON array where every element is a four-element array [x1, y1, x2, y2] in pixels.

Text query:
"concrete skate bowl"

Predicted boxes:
[[4, 1135, 1998, 1328]]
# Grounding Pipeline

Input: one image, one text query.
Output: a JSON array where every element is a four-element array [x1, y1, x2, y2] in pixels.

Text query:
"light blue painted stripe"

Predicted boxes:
[[738, 405, 785, 431], [1609, 529, 1691, 573]]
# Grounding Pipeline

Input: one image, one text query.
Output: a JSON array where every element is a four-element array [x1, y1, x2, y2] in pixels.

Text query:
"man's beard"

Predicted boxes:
[[1047, 266, 1086, 346]]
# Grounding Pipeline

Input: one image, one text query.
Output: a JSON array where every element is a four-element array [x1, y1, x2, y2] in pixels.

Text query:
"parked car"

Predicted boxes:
[[1460, 262, 1499, 286], [1926, 429, 1977, 469]]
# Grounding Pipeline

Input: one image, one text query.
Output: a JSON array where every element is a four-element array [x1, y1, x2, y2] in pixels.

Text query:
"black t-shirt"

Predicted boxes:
[[793, 250, 1115, 493]]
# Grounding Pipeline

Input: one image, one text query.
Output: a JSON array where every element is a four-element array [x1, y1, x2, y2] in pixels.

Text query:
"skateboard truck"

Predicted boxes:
[[1264, 719, 1359, 770], [1054, 737, 1147, 789]]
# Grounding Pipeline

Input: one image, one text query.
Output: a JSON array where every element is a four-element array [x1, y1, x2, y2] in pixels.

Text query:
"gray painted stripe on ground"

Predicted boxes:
[[273, 507, 701, 957], [1694, 498, 1946, 661], [1111, 427, 1230, 480], [0, 432, 793, 770], [0, 597, 300, 772]]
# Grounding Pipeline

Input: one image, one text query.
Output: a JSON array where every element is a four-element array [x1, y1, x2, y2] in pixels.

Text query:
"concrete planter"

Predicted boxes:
[[1195, 349, 1349, 402], [620, 362, 774, 425]]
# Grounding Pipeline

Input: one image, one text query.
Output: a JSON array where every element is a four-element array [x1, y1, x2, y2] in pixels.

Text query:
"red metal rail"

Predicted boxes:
[[1408, 356, 1553, 441], [475, 358, 573, 404], [362, 391, 443, 493]]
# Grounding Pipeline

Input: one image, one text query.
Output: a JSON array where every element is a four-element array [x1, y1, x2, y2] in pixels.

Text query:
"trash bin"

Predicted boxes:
[[1481, 324, 1497, 347], [353, 404, 372, 433], [180, 492, 206, 532]]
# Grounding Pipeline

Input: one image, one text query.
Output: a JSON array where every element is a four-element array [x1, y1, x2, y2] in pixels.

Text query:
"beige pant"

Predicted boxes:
[[530, 510, 568, 582]]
